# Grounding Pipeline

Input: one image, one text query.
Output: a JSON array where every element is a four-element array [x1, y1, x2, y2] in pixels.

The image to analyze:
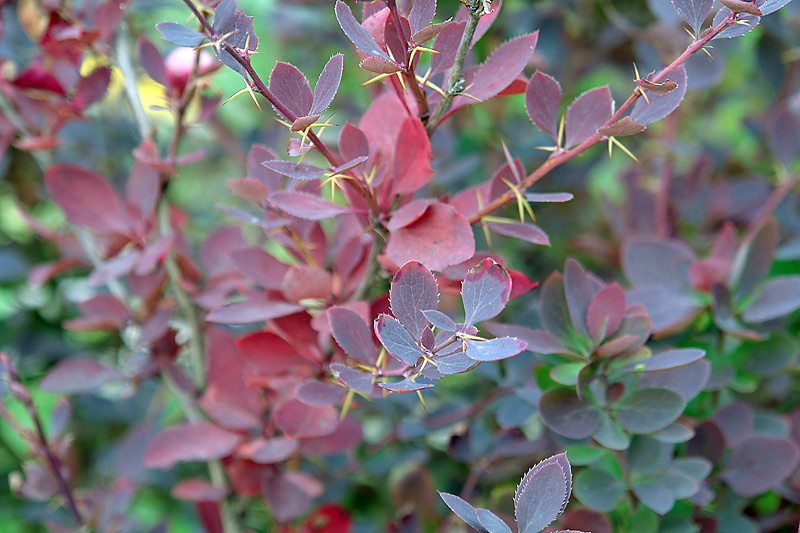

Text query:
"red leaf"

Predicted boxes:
[[282, 265, 333, 302], [392, 118, 433, 195], [45, 165, 128, 234], [274, 399, 339, 438], [230, 247, 289, 290], [12, 65, 65, 95], [236, 331, 313, 375], [39, 356, 122, 394], [301, 504, 353, 533], [565, 86, 613, 148], [268, 191, 356, 220], [172, 479, 226, 502], [386, 201, 475, 271], [143, 423, 242, 469]]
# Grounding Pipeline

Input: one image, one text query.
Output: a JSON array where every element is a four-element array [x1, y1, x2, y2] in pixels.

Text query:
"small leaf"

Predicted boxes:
[[379, 377, 434, 393], [632, 481, 675, 515], [390, 261, 439, 340], [156, 22, 205, 47], [718, 0, 763, 15], [374, 314, 427, 366], [486, 221, 550, 246], [573, 468, 625, 512], [625, 348, 705, 372], [539, 388, 602, 439], [262, 160, 326, 181], [524, 192, 574, 203], [410, 0, 437, 34], [137, 37, 166, 85], [760, 0, 794, 15], [565, 86, 613, 148], [268, 191, 355, 220], [515, 453, 572, 533], [335, 0, 392, 61], [586, 284, 626, 341], [465, 337, 527, 361], [712, 7, 760, 38], [597, 116, 646, 137], [476, 509, 513, 533], [274, 400, 339, 438], [670, 0, 714, 34], [462, 259, 513, 327], [630, 65, 687, 125], [144, 423, 242, 468], [328, 307, 379, 365], [310, 54, 344, 116], [526, 71, 562, 141], [422, 310, 458, 332], [330, 364, 374, 395], [439, 492, 488, 533], [614, 389, 685, 434]]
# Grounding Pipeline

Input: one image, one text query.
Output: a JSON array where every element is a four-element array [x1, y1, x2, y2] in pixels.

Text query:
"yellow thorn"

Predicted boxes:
[[222, 87, 250, 106], [416, 390, 427, 410], [701, 46, 715, 60], [340, 388, 355, 420], [611, 137, 639, 162], [633, 62, 640, 81], [639, 87, 651, 106], [557, 112, 565, 149], [608, 137, 613, 159], [417, 75, 446, 96], [359, 72, 392, 87], [457, 92, 482, 102], [534, 146, 559, 152], [396, 71, 407, 90], [245, 84, 261, 111], [683, 26, 697, 40], [414, 46, 440, 54], [735, 20, 753, 27], [482, 223, 493, 248]]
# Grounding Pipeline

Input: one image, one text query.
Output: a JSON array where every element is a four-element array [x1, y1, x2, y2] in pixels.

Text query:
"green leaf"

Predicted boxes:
[[614, 389, 685, 434], [573, 468, 625, 512]]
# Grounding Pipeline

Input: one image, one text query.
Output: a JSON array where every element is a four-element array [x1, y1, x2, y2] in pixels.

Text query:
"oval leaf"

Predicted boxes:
[[462, 258, 513, 326], [614, 388, 685, 433]]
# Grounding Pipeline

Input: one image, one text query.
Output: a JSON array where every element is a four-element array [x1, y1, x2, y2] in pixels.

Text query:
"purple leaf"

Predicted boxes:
[[262, 472, 315, 522], [476, 509, 513, 533], [462, 258, 513, 326], [453, 32, 539, 108], [431, 21, 467, 74], [714, 401, 754, 446], [296, 381, 346, 406], [269, 62, 313, 119], [565, 86, 612, 148], [515, 453, 572, 533], [761, 0, 794, 15], [330, 364, 374, 395], [328, 306, 379, 365], [614, 389, 685, 433], [742, 276, 800, 322], [485, 323, 567, 354], [45, 165, 128, 235], [526, 71, 562, 142], [374, 314, 427, 365], [137, 37, 166, 85], [564, 258, 592, 338], [638, 359, 710, 402], [39, 357, 122, 394], [486, 221, 550, 246], [525, 192, 574, 203], [144, 423, 242, 468], [625, 348, 705, 372], [540, 273, 579, 348], [360, 56, 402, 74], [212, 0, 237, 31], [310, 54, 344, 116], [379, 376, 434, 393], [670, 0, 714, 34], [156, 22, 205, 47], [586, 284, 626, 341], [390, 261, 439, 340], [422, 309, 457, 332], [630, 65, 687, 125], [262, 160, 326, 181], [713, 6, 761, 38], [335, 0, 392, 61], [539, 388, 602, 439], [274, 400, 339, 438], [623, 238, 695, 291], [465, 337, 526, 361], [238, 437, 299, 464], [439, 493, 488, 533], [434, 351, 478, 374], [230, 247, 289, 290], [215, 11, 258, 75], [268, 191, 355, 220], [206, 300, 302, 324], [410, 0, 437, 34], [722, 436, 800, 496], [729, 219, 778, 301]]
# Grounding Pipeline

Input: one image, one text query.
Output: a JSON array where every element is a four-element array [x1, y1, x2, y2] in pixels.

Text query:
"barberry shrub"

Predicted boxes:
[[1, 0, 800, 532]]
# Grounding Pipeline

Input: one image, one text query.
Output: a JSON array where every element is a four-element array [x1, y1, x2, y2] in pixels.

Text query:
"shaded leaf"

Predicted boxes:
[[625, 348, 705, 372], [539, 273, 579, 348], [237, 437, 299, 464], [632, 481, 674, 515], [268, 191, 355, 220], [526, 71, 562, 141], [144, 423, 242, 468], [45, 165, 128, 234], [539, 388, 602, 439], [172, 479, 226, 502], [573, 468, 625, 512], [615, 389, 685, 433], [439, 492, 488, 533], [564, 258, 592, 338], [476, 509, 513, 533], [721, 435, 800, 496], [730, 219, 778, 301], [137, 37, 166, 85], [39, 357, 122, 394], [485, 323, 566, 354], [274, 400, 339, 439], [630, 66, 687, 125], [742, 276, 800, 323], [735, 333, 799, 377]]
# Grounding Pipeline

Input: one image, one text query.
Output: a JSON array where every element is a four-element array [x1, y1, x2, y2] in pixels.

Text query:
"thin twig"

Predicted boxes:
[[426, 0, 486, 135], [467, 14, 737, 224]]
